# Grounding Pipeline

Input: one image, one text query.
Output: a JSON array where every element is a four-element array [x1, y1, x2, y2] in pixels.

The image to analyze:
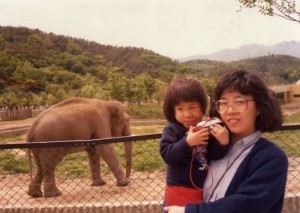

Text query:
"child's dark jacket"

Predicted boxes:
[[160, 122, 229, 188]]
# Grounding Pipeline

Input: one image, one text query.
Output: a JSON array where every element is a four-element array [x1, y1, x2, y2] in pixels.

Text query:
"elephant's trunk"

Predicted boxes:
[[124, 141, 132, 178]]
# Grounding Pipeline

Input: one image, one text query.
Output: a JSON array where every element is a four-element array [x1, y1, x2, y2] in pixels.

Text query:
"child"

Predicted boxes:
[[160, 77, 229, 207]]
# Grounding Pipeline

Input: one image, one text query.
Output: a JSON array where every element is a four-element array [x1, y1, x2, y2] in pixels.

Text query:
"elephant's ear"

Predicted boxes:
[[109, 101, 124, 117], [109, 101, 127, 125], [117, 103, 126, 119], [108, 101, 132, 137]]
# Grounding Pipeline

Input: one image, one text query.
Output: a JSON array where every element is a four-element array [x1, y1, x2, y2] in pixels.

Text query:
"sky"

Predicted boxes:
[[0, 0, 300, 59]]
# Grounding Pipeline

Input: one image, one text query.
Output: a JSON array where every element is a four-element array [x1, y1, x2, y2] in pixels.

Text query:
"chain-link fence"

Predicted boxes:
[[0, 125, 299, 213]]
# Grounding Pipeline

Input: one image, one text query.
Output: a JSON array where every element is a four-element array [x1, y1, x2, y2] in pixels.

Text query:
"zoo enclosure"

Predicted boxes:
[[0, 124, 300, 213], [0, 107, 32, 121]]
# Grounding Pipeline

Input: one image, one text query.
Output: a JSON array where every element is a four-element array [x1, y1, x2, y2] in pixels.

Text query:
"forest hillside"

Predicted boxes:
[[1, 26, 300, 109]]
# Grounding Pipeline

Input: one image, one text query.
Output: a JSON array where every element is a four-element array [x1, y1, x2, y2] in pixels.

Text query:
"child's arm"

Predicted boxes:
[[186, 126, 209, 147], [160, 123, 194, 165]]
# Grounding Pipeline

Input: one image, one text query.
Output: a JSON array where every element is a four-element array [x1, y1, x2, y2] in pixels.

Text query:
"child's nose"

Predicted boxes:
[[183, 110, 191, 117]]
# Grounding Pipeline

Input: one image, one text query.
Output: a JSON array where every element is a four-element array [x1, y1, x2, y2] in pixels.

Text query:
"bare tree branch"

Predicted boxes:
[[238, 0, 300, 23]]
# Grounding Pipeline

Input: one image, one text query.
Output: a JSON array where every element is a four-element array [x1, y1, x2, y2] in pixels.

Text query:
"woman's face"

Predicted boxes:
[[218, 90, 258, 143]]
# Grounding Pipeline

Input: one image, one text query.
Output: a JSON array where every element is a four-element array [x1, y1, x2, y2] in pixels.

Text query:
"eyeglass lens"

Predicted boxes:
[[216, 98, 250, 113]]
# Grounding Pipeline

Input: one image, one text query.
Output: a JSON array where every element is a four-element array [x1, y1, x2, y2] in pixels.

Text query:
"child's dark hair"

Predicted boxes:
[[163, 77, 207, 123], [210, 69, 282, 132]]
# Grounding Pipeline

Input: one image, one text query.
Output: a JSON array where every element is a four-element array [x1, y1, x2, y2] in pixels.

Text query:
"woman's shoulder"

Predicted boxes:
[[252, 137, 288, 161], [255, 137, 284, 150]]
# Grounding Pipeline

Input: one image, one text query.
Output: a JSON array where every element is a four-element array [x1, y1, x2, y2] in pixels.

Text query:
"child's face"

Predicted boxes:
[[174, 101, 203, 128]]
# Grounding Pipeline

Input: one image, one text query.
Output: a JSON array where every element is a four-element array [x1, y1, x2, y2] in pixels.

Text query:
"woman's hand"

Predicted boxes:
[[186, 126, 209, 147], [210, 124, 229, 145], [164, 206, 185, 213]]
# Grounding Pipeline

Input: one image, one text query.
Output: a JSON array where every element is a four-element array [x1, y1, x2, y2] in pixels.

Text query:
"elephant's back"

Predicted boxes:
[[53, 97, 105, 108], [26, 98, 108, 142]]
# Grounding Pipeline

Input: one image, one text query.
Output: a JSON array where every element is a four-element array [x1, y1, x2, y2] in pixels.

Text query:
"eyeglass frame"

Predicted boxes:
[[215, 98, 254, 114]]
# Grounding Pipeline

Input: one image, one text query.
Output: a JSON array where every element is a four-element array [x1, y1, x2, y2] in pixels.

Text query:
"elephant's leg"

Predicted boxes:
[[41, 148, 64, 197], [27, 151, 43, 197], [87, 147, 106, 186], [97, 144, 129, 186]]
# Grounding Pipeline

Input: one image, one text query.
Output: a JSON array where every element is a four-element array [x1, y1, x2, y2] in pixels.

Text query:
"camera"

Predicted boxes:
[[193, 117, 223, 132]]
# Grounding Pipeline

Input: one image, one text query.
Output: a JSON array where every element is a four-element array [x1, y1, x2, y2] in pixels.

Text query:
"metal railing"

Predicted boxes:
[[0, 124, 299, 213]]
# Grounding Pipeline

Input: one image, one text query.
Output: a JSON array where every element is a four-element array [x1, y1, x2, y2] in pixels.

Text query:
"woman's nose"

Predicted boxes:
[[226, 105, 236, 113]]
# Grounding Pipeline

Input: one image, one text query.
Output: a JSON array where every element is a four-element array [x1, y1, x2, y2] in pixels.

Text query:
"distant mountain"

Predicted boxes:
[[180, 41, 300, 62]]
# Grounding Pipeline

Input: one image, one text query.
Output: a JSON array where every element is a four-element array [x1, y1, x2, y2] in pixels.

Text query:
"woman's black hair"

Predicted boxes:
[[163, 77, 207, 123], [210, 69, 282, 132]]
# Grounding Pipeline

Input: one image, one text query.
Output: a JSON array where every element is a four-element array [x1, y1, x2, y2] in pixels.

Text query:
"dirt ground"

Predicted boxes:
[[0, 158, 299, 209], [0, 171, 166, 209]]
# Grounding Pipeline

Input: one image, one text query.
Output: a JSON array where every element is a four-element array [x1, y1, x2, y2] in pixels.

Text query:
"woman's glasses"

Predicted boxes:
[[215, 98, 254, 114]]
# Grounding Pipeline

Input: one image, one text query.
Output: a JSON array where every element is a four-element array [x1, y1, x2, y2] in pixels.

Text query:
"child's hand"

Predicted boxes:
[[186, 126, 209, 147], [210, 124, 229, 145]]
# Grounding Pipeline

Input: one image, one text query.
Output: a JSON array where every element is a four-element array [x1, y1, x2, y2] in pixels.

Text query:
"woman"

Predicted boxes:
[[164, 69, 288, 213]]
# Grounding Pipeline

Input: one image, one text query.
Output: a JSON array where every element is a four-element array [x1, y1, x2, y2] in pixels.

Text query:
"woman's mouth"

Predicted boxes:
[[226, 118, 239, 126]]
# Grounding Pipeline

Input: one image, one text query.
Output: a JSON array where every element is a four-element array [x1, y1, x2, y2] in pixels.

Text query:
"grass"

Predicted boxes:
[[264, 130, 300, 157], [0, 124, 166, 176], [127, 105, 163, 119], [0, 135, 25, 143], [131, 124, 164, 134], [0, 150, 29, 174], [284, 111, 300, 123], [57, 152, 91, 179]]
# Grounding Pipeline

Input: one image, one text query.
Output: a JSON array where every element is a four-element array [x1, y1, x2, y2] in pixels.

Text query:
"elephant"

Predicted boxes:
[[26, 97, 132, 197]]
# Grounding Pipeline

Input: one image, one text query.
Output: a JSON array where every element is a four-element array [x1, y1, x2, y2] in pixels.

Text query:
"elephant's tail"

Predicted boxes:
[[124, 141, 132, 178], [26, 129, 34, 181], [27, 149, 33, 181]]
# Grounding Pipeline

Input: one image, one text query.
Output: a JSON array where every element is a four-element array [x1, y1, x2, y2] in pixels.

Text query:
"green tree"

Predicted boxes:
[[80, 85, 95, 98], [201, 76, 217, 98], [238, 0, 300, 23], [37, 91, 48, 106], [0, 53, 19, 80], [106, 72, 129, 102], [151, 80, 167, 106], [1, 91, 18, 108], [129, 75, 148, 106], [46, 94, 56, 106], [0, 35, 5, 50]]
